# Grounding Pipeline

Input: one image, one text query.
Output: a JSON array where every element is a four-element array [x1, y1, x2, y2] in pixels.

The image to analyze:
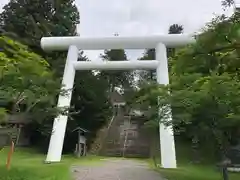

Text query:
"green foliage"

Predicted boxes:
[[0, 0, 80, 77], [100, 49, 134, 92], [133, 12, 240, 158], [0, 0, 112, 152], [61, 55, 112, 153], [0, 0, 79, 48], [138, 24, 183, 83], [0, 36, 62, 123], [138, 49, 156, 82], [0, 108, 7, 123], [157, 164, 240, 180]]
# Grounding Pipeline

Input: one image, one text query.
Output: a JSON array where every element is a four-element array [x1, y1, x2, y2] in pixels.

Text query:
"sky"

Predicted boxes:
[[0, 0, 235, 60]]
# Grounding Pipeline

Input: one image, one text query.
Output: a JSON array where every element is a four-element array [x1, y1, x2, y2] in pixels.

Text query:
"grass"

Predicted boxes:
[[0, 147, 103, 180], [2, 146, 240, 180], [145, 143, 240, 180], [155, 163, 240, 180], [143, 140, 240, 180]]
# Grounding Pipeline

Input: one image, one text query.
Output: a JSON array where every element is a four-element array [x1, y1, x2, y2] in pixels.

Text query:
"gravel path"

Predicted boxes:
[[71, 158, 165, 180]]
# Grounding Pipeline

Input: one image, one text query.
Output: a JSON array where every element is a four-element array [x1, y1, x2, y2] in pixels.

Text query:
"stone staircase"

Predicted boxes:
[[89, 120, 113, 155], [89, 126, 107, 155], [89, 106, 118, 155], [90, 104, 151, 158], [100, 115, 131, 157]]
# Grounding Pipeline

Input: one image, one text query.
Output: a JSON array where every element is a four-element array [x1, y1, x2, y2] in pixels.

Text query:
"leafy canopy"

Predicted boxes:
[[0, 36, 62, 123], [132, 13, 240, 153]]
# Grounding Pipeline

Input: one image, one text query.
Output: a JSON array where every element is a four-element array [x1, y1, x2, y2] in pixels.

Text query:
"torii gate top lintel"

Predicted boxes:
[[43, 34, 195, 169], [40, 35, 195, 51]]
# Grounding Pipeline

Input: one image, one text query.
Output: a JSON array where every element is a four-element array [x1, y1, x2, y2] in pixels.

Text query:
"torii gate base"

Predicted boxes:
[[41, 35, 195, 169]]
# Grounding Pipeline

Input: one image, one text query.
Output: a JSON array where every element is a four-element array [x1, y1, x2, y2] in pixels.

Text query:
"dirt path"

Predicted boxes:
[[71, 158, 165, 180]]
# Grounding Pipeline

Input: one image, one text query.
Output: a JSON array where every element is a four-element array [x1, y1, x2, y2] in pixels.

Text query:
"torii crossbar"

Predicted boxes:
[[41, 35, 195, 168]]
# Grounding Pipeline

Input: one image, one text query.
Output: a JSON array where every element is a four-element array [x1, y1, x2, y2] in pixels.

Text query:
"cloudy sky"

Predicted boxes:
[[0, 0, 235, 60]]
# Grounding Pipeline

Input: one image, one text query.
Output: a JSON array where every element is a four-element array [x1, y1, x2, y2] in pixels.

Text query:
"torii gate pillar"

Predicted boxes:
[[41, 35, 195, 168]]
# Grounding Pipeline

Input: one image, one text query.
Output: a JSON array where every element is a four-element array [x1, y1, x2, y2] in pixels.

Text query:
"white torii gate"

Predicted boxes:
[[40, 35, 195, 168]]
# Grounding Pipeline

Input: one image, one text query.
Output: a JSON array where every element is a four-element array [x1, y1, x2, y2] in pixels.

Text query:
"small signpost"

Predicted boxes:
[[0, 130, 15, 170], [6, 141, 14, 170], [72, 127, 89, 157]]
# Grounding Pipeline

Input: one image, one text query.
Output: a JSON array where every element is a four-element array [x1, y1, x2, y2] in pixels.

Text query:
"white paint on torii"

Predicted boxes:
[[40, 35, 195, 169]]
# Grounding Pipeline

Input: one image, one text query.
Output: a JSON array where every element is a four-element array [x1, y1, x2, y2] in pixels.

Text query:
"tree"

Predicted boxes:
[[0, 0, 79, 50], [134, 23, 184, 164], [168, 24, 184, 34], [221, 0, 234, 8], [0, 36, 63, 123], [62, 54, 112, 152], [0, 0, 80, 76], [132, 12, 240, 162], [0, 1, 112, 151], [99, 49, 134, 92], [138, 24, 183, 83], [0, 1, 131, 153], [138, 49, 156, 82], [167, 24, 184, 58]]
